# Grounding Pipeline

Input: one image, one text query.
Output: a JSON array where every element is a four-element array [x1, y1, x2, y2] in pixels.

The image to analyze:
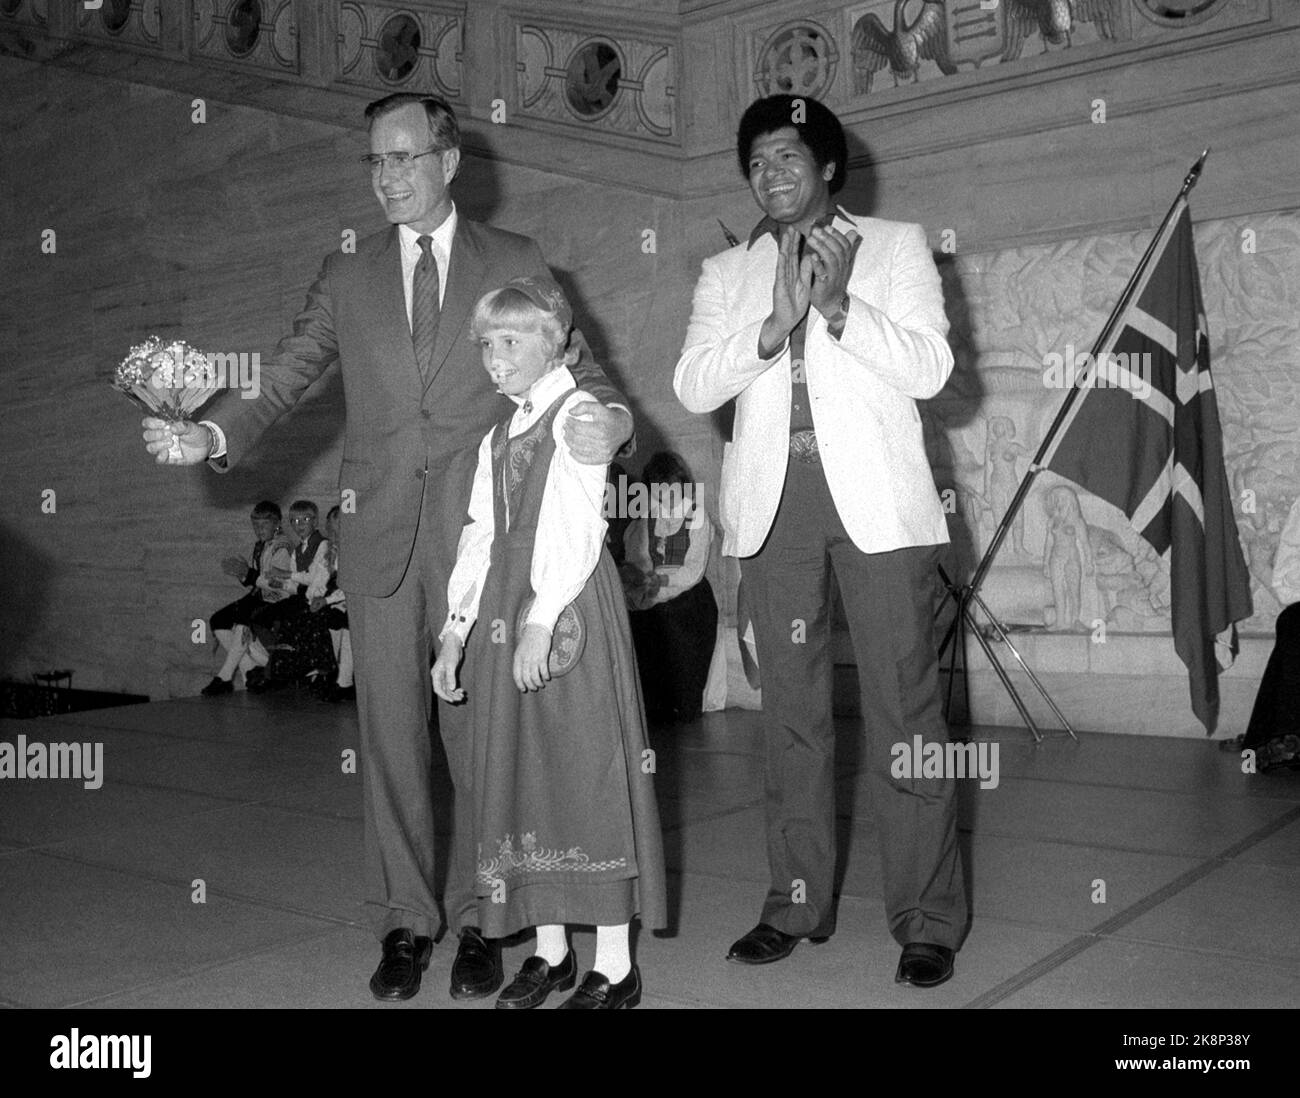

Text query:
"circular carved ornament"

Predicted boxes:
[[376, 12, 421, 84], [756, 22, 837, 99], [100, 0, 131, 33], [226, 0, 261, 57], [1133, 0, 1232, 26], [565, 39, 622, 118]]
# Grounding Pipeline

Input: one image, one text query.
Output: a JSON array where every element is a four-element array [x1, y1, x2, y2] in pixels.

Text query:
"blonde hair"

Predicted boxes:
[[471, 287, 577, 366]]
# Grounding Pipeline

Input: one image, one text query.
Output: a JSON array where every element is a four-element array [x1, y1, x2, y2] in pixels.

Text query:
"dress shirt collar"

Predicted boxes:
[[747, 204, 853, 249], [398, 203, 458, 260], [508, 364, 576, 423]]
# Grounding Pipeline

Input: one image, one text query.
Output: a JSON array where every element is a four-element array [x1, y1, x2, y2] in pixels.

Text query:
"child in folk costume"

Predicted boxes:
[[432, 275, 666, 1010], [623, 450, 718, 723]]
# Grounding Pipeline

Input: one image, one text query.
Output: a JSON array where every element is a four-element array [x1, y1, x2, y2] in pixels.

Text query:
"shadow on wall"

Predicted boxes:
[[195, 360, 348, 508], [928, 253, 988, 589], [0, 522, 52, 679]]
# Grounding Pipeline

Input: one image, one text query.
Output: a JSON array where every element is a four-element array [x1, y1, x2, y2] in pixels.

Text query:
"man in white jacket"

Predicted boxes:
[[674, 94, 967, 988]]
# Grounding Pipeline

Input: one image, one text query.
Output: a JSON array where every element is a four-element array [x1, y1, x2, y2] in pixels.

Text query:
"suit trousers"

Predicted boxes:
[[740, 456, 967, 949], [347, 468, 476, 941]]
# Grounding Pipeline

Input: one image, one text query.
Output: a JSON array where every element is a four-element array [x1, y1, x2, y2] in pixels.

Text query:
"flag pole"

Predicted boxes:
[[937, 150, 1210, 741], [965, 149, 1210, 601]]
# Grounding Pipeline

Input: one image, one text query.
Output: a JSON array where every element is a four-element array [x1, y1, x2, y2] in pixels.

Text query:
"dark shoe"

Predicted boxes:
[[449, 927, 503, 1000], [368, 928, 433, 1002], [320, 682, 357, 703], [247, 670, 286, 694], [495, 951, 577, 1010], [895, 943, 955, 988], [200, 676, 233, 697], [726, 922, 829, 965], [1259, 734, 1300, 772], [557, 966, 642, 1010]]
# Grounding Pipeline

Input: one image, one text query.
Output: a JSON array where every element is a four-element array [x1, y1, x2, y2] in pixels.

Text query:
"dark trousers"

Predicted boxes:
[[210, 591, 262, 633], [630, 579, 718, 721], [740, 457, 967, 949], [347, 483, 476, 941]]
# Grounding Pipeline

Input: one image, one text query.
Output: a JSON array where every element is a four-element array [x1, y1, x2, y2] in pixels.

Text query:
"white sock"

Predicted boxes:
[[594, 924, 630, 982], [336, 630, 354, 687], [247, 638, 269, 667], [217, 647, 243, 680], [216, 625, 247, 680], [535, 925, 568, 966]]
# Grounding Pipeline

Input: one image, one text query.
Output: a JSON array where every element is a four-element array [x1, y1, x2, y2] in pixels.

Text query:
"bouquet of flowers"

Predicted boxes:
[[112, 336, 219, 461]]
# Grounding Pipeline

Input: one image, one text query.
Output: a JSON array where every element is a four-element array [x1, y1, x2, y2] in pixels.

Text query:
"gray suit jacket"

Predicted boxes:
[[206, 220, 625, 597]]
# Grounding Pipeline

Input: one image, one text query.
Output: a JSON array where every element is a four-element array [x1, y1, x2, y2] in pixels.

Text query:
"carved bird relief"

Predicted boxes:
[[1003, 0, 1122, 61], [852, 0, 955, 92]]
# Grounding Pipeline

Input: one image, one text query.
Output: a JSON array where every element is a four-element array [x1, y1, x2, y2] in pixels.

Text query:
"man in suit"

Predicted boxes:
[[143, 93, 632, 1002], [674, 94, 967, 989]]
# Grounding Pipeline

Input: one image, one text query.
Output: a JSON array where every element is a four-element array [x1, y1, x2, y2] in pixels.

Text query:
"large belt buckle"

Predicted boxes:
[[789, 429, 819, 465]]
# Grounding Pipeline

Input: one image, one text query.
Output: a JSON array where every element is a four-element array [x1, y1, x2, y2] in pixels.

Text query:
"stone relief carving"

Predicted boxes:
[[193, 0, 298, 73], [0, 0, 47, 26], [928, 208, 1300, 636], [753, 19, 839, 98], [73, 0, 162, 50], [335, 1, 462, 99], [514, 21, 676, 143], [849, 0, 1124, 94], [1041, 485, 1092, 630]]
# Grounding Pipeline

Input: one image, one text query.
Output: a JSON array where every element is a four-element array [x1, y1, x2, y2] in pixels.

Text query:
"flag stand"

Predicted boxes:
[[937, 149, 1211, 744]]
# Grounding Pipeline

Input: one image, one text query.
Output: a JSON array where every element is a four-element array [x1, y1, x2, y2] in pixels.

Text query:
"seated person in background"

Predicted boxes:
[[252, 499, 337, 692], [203, 500, 289, 696], [623, 451, 718, 723], [312, 504, 355, 703], [1241, 492, 1300, 771]]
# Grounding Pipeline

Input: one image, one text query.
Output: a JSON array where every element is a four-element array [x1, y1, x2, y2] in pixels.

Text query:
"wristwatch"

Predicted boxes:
[[826, 293, 850, 332]]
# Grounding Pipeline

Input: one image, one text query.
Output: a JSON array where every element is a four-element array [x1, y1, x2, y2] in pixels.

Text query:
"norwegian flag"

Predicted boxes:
[[1041, 199, 1253, 732]]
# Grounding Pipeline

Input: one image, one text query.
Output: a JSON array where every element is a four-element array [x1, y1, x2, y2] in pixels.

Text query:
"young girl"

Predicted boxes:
[[432, 275, 666, 1010]]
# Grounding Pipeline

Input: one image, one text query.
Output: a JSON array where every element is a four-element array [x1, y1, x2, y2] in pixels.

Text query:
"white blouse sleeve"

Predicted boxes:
[[442, 430, 497, 644], [527, 390, 609, 633], [304, 539, 332, 599]]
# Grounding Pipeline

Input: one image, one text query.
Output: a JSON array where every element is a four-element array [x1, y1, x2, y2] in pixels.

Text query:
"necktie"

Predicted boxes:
[[411, 234, 440, 384]]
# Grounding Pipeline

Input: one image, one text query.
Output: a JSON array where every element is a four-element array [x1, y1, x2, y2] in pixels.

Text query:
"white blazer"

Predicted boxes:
[[674, 212, 954, 558]]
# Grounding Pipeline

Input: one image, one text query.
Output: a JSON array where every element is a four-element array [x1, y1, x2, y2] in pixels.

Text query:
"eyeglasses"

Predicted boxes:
[[359, 148, 444, 173]]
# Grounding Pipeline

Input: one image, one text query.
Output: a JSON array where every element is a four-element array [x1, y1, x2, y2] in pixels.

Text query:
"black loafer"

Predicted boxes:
[[496, 951, 577, 1010], [895, 943, 955, 988], [557, 966, 642, 1010], [726, 922, 829, 965], [200, 676, 233, 697], [369, 928, 433, 1002], [450, 927, 503, 1000]]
